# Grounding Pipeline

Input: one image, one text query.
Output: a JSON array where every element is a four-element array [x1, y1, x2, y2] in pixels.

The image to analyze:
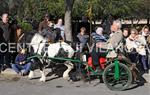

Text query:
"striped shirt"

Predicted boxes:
[[91, 32, 107, 43]]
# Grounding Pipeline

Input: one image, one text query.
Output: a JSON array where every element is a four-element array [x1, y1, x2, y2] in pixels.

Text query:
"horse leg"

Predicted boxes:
[[28, 70, 35, 79], [63, 61, 74, 80], [39, 69, 46, 82], [39, 59, 46, 82], [28, 60, 35, 79]]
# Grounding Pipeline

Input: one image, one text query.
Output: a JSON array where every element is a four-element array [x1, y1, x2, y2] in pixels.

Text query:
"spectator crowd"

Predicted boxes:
[[0, 13, 149, 78]]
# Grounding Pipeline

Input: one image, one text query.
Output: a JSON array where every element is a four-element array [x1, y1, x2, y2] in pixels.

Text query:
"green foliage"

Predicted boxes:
[[0, 0, 9, 14], [17, 19, 33, 32], [73, 0, 150, 20], [18, 0, 65, 21], [72, 0, 89, 19], [0, 0, 150, 21]]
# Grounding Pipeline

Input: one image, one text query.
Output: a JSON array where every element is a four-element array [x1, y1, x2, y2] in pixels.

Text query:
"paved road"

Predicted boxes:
[[0, 69, 150, 95]]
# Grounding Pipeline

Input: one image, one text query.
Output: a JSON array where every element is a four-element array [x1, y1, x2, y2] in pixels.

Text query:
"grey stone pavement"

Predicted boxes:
[[0, 69, 150, 95]]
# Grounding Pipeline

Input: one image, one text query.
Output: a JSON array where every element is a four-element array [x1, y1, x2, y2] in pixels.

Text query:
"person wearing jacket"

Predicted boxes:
[[77, 27, 89, 52], [91, 27, 107, 70], [11, 49, 31, 75], [126, 29, 149, 73]]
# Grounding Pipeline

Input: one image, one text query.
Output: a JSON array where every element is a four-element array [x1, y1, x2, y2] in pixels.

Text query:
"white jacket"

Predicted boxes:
[[126, 35, 146, 55]]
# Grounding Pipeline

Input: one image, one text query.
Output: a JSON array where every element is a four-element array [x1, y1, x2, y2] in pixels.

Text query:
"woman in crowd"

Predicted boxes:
[[122, 28, 130, 45], [126, 29, 149, 73], [141, 25, 150, 46]]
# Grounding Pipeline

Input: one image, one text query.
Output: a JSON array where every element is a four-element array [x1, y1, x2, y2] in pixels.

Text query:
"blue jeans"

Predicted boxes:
[[11, 62, 31, 74], [139, 55, 148, 70]]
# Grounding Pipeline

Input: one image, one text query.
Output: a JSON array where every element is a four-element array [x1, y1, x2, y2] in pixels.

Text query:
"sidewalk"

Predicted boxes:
[[142, 69, 150, 83], [1, 68, 150, 83]]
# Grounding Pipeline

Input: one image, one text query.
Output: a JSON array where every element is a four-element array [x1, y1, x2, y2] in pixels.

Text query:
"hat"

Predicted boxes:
[[96, 27, 103, 35]]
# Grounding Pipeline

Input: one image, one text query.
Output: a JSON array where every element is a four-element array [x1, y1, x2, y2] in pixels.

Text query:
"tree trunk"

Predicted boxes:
[[64, 0, 74, 42]]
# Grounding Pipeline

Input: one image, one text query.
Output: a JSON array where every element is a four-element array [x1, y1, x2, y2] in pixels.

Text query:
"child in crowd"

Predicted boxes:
[[11, 49, 31, 76], [77, 27, 89, 52]]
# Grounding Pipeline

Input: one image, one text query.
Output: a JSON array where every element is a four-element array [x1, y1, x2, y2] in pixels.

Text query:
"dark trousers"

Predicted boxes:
[[91, 46, 107, 67], [91, 46, 134, 67], [128, 53, 138, 63], [0, 55, 4, 71], [91, 46, 100, 66], [0, 42, 11, 70]]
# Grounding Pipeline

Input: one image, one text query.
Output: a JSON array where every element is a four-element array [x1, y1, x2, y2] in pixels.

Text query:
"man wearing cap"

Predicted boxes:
[[91, 27, 107, 70], [95, 20, 123, 54], [91, 20, 123, 70], [91, 27, 107, 43]]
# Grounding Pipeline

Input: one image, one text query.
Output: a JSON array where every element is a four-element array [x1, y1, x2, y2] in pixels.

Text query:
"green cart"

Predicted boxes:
[[27, 50, 132, 91]]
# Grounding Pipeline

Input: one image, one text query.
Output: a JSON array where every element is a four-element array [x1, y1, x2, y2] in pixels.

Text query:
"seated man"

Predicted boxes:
[[91, 27, 107, 70], [91, 27, 107, 43], [91, 20, 124, 70], [11, 49, 31, 76]]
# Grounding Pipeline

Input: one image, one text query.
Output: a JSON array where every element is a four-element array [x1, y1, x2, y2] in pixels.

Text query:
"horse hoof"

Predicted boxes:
[[28, 74, 34, 79], [63, 76, 70, 80], [39, 77, 46, 82], [28, 71, 34, 79], [28, 77, 33, 80]]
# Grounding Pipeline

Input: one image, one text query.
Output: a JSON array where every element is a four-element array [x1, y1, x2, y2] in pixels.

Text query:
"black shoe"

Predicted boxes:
[[144, 70, 149, 74], [132, 80, 140, 84], [21, 72, 28, 76]]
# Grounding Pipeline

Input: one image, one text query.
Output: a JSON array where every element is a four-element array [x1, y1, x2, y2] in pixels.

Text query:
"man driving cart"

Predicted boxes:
[[91, 20, 134, 71]]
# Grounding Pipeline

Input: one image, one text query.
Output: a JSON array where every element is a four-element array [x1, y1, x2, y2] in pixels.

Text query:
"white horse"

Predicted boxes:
[[28, 33, 74, 82]]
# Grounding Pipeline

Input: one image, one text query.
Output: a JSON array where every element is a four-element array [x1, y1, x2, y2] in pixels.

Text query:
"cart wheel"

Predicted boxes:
[[103, 63, 132, 91]]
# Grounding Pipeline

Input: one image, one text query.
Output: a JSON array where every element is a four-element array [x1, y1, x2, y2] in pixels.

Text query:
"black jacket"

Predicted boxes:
[[0, 27, 5, 43], [0, 21, 10, 42]]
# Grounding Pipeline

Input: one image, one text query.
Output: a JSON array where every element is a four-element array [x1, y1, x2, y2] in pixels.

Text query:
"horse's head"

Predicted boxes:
[[41, 27, 62, 42], [31, 33, 47, 44], [30, 33, 48, 54]]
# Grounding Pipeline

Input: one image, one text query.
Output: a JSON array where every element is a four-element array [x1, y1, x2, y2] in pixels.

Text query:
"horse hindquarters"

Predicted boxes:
[[63, 61, 74, 80], [61, 43, 74, 80]]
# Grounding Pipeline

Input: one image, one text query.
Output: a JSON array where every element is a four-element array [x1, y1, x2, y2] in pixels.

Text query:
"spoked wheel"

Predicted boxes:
[[103, 63, 132, 91]]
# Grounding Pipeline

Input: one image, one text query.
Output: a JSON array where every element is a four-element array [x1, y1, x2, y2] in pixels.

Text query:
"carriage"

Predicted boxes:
[[8, 29, 135, 91], [75, 48, 133, 91], [26, 40, 133, 91]]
